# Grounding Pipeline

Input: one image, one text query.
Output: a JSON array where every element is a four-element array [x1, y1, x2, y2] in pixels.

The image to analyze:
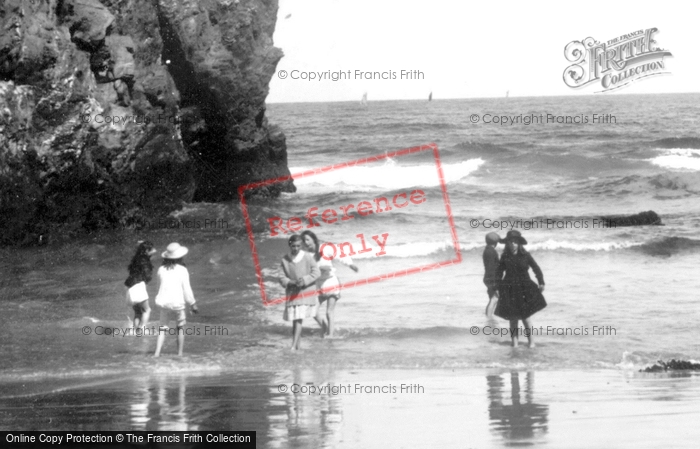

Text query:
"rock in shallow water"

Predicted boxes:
[[599, 210, 662, 227], [640, 359, 700, 372]]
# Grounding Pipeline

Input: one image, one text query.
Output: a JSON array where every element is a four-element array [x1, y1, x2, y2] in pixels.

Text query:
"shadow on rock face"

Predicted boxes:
[[0, 0, 293, 245]]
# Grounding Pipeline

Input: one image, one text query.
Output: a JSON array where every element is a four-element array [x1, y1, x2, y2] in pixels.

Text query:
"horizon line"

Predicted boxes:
[[267, 90, 700, 105]]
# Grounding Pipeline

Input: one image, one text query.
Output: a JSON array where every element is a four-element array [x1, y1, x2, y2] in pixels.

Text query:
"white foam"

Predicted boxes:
[[459, 239, 643, 252], [289, 158, 484, 191], [320, 238, 643, 261], [335, 239, 455, 260], [528, 239, 643, 252], [647, 148, 700, 171]]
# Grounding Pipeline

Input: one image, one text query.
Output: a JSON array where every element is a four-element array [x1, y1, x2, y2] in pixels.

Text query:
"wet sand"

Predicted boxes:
[[2, 369, 699, 448]]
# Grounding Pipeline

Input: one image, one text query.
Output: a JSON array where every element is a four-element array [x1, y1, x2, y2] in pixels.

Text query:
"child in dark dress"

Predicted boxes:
[[483, 232, 502, 318], [494, 230, 546, 348], [125, 241, 156, 330]]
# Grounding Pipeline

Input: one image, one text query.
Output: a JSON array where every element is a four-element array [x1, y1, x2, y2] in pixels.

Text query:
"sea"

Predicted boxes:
[[1, 94, 700, 439], [261, 93, 700, 370]]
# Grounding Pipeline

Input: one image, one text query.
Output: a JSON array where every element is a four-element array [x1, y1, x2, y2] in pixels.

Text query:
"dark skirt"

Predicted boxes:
[[495, 279, 546, 320]]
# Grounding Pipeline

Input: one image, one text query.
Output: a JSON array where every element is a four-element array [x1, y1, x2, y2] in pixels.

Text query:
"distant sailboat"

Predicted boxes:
[[428, 92, 432, 101], [361, 92, 368, 106]]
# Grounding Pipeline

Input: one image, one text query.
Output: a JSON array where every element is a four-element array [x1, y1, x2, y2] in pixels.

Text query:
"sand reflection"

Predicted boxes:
[[487, 371, 548, 445], [268, 367, 344, 448], [127, 374, 198, 431]]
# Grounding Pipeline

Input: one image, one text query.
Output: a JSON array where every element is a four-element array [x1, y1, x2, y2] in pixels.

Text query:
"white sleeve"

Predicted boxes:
[[321, 242, 354, 266], [320, 244, 336, 261], [181, 268, 196, 305], [336, 253, 354, 266]]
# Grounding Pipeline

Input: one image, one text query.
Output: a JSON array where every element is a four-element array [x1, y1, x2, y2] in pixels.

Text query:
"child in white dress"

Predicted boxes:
[[301, 231, 359, 338], [154, 243, 199, 356]]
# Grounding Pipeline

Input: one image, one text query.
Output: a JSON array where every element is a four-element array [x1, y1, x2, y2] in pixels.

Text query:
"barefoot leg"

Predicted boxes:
[[132, 304, 141, 329], [486, 294, 497, 318], [141, 303, 151, 329], [314, 301, 327, 336], [154, 327, 167, 357], [326, 296, 338, 337], [292, 319, 303, 350], [523, 317, 535, 348], [176, 326, 185, 356], [509, 319, 519, 347]]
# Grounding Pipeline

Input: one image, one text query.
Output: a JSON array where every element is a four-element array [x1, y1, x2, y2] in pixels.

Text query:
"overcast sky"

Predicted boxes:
[[267, 0, 699, 102]]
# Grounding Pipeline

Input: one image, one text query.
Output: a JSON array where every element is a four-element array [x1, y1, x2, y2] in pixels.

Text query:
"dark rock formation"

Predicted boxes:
[[599, 210, 662, 227], [640, 359, 700, 372], [0, 0, 292, 245]]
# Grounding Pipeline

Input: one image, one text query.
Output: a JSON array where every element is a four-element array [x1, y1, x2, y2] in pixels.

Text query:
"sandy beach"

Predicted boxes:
[[2, 368, 699, 448]]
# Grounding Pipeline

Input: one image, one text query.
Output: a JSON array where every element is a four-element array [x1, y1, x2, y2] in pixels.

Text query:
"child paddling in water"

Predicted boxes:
[[154, 243, 199, 357], [483, 232, 501, 319], [301, 230, 359, 338], [280, 234, 320, 350], [494, 230, 546, 348], [125, 241, 156, 330]]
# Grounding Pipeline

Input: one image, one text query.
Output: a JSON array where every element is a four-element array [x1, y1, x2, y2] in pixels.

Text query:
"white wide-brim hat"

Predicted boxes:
[[162, 242, 188, 259]]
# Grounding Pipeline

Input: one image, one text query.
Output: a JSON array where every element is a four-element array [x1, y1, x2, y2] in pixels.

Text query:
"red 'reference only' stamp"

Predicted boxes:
[[238, 143, 461, 306]]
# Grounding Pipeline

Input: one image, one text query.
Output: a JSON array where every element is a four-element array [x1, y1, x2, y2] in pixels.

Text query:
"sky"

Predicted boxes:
[[267, 0, 699, 102]]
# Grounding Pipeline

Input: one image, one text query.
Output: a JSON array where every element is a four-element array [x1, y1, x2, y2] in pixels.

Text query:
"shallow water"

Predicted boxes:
[[3, 237, 699, 394]]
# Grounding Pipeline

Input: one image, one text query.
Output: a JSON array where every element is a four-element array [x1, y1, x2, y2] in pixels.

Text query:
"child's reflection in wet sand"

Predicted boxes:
[[487, 371, 549, 443], [279, 367, 344, 448], [127, 375, 198, 431]]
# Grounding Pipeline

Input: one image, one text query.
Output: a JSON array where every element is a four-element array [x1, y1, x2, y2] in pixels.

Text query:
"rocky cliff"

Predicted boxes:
[[0, 0, 293, 245]]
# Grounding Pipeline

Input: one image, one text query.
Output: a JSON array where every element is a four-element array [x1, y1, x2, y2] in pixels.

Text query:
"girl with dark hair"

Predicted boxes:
[[125, 241, 156, 329], [494, 230, 546, 348], [301, 230, 358, 338], [280, 234, 320, 350], [154, 243, 199, 357]]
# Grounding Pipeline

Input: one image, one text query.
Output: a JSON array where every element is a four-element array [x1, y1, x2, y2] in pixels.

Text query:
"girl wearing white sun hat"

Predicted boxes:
[[154, 242, 199, 357]]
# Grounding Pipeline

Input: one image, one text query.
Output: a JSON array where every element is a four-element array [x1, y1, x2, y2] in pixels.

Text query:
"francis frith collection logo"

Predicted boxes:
[[563, 28, 672, 92]]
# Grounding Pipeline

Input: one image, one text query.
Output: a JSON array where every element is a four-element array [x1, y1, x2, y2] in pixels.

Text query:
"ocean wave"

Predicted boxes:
[[254, 231, 700, 262], [647, 148, 700, 171], [334, 235, 700, 259], [477, 236, 699, 254], [378, 121, 458, 131], [587, 172, 700, 196], [347, 237, 649, 258], [527, 239, 642, 252], [350, 239, 457, 259], [460, 239, 643, 252], [632, 236, 700, 257], [451, 141, 519, 156], [289, 158, 484, 191], [647, 137, 700, 149]]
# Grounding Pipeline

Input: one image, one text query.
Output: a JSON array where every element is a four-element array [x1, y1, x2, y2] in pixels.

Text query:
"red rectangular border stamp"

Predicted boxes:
[[238, 143, 461, 306]]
